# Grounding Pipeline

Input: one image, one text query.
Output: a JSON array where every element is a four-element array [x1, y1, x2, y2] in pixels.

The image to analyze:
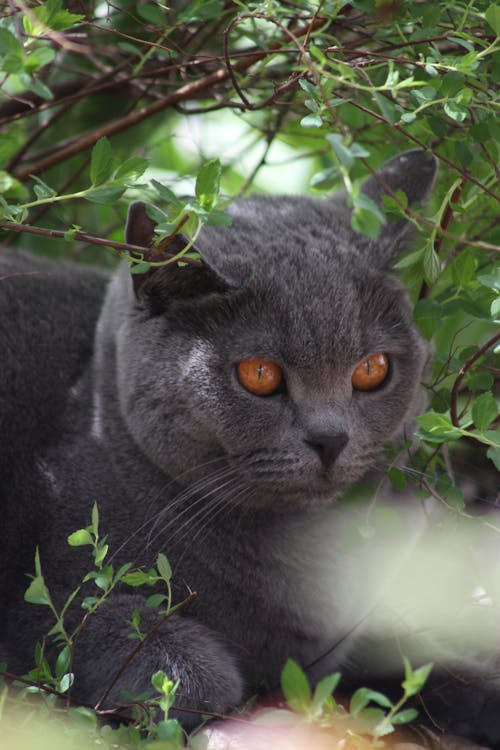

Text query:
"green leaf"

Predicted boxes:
[[31, 175, 56, 199], [415, 412, 462, 442], [137, 3, 166, 25], [423, 242, 441, 284], [115, 157, 149, 182], [351, 207, 382, 238], [130, 261, 152, 275], [311, 672, 341, 713], [67, 529, 93, 546], [90, 137, 115, 186], [179, 0, 223, 22], [156, 552, 172, 583], [431, 388, 451, 413], [91, 502, 99, 533], [301, 113, 323, 128], [441, 71, 465, 97], [310, 166, 341, 190], [402, 659, 433, 697], [451, 250, 476, 289], [391, 708, 418, 724], [350, 687, 392, 716], [123, 568, 159, 586], [281, 659, 311, 713], [94, 542, 109, 567], [413, 298, 442, 340], [146, 593, 168, 608], [24, 576, 51, 606], [86, 185, 126, 204], [485, 5, 500, 36], [195, 158, 222, 211], [152, 180, 183, 206], [55, 645, 71, 678], [387, 467, 407, 491], [467, 371, 494, 392], [205, 208, 232, 227], [443, 100, 468, 122], [487, 447, 500, 471], [298, 78, 317, 96], [472, 391, 498, 432], [29, 77, 53, 101], [326, 134, 354, 169], [58, 672, 74, 693]]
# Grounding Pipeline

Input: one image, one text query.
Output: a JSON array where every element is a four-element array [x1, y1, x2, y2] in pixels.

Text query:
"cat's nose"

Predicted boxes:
[[305, 432, 349, 470]]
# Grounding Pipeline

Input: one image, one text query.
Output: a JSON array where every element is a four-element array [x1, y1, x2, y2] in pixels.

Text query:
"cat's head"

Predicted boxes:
[[114, 150, 437, 512]]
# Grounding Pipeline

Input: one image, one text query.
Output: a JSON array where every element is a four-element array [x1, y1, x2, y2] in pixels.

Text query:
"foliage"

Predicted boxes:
[[0, 0, 498, 746]]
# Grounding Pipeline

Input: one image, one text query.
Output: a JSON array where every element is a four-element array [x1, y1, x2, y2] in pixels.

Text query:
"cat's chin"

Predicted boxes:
[[244, 481, 347, 514]]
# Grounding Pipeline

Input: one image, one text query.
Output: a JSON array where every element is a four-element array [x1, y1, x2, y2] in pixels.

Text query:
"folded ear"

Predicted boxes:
[[357, 149, 438, 267], [125, 200, 233, 310]]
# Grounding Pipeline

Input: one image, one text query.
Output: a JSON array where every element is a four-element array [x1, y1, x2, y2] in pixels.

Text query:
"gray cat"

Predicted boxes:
[[0, 151, 498, 746]]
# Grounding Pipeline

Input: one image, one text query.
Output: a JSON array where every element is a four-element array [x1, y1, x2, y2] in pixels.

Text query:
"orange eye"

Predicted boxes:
[[352, 353, 389, 391], [237, 358, 283, 396]]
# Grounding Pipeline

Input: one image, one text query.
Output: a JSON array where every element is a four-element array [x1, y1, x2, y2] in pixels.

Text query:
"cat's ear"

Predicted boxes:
[[125, 201, 233, 310], [358, 149, 438, 266], [125, 200, 157, 249]]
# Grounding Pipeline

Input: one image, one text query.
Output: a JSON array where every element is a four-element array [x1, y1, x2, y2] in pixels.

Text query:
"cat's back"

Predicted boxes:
[[0, 249, 109, 469]]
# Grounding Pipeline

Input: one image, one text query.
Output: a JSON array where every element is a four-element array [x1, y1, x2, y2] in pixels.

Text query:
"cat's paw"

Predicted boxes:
[[71, 595, 243, 727]]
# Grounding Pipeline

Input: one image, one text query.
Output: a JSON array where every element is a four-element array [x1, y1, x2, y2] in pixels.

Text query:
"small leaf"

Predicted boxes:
[[146, 593, 168, 608], [130, 261, 152, 275], [423, 242, 441, 284], [350, 687, 392, 716], [90, 137, 115, 186], [387, 467, 407, 491], [205, 208, 232, 227], [195, 158, 222, 211], [301, 113, 323, 128], [413, 298, 442, 340], [24, 576, 51, 606], [485, 5, 500, 35], [312, 672, 341, 713], [123, 568, 159, 586], [115, 157, 149, 182], [415, 413, 462, 442], [67, 529, 93, 546], [94, 542, 109, 567], [152, 180, 182, 206], [472, 392, 498, 432], [137, 2, 166, 25], [443, 100, 468, 122], [402, 659, 433, 697], [91, 502, 99, 533], [487, 447, 500, 471], [156, 552, 172, 583], [86, 185, 125, 204], [55, 645, 71, 678], [58, 672, 74, 693], [281, 659, 311, 713], [326, 134, 354, 169]]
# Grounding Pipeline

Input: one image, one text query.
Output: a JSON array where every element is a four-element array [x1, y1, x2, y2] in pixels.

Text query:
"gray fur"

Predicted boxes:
[[1, 151, 498, 744]]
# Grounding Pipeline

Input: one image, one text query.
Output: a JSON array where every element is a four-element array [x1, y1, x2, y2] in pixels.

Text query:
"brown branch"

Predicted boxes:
[[0, 221, 203, 266], [450, 332, 500, 428]]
